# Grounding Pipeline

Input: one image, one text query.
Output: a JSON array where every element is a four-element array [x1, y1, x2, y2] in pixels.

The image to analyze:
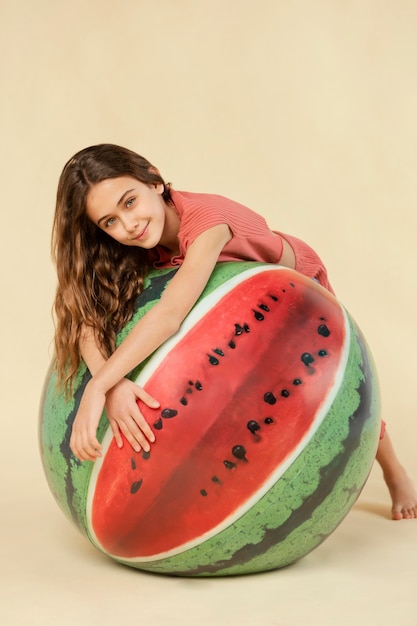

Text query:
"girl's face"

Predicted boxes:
[[86, 176, 169, 249]]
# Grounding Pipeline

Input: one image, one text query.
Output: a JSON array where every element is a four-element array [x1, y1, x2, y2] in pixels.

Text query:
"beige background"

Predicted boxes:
[[1, 1, 416, 624]]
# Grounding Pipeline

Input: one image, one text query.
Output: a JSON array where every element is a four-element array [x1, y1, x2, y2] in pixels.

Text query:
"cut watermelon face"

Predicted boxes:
[[39, 263, 381, 576]]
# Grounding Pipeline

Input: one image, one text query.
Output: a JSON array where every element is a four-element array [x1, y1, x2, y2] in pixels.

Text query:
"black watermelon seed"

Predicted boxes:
[[318, 324, 331, 337], [186, 387, 193, 394], [180, 397, 188, 406], [131, 457, 136, 470], [142, 450, 151, 461], [130, 480, 143, 494], [318, 349, 328, 357], [213, 348, 224, 357], [253, 309, 265, 321], [200, 489, 208, 497], [290, 282, 295, 287], [264, 391, 277, 405], [259, 303, 270, 312], [301, 352, 315, 366], [195, 381, 203, 390], [188, 380, 194, 385], [247, 420, 261, 434], [211, 476, 221, 484], [232, 445, 247, 461], [281, 389, 290, 398], [293, 378, 302, 385], [269, 294, 278, 301], [264, 417, 274, 425], [162, 408, 178, 419], [229, 339, 236, 349], [208, 354, 220, 365], [224, 460, 237, 470], [153, 418, 163, 430], [234, 323, 245, 335], [244, 323, 250, 333]]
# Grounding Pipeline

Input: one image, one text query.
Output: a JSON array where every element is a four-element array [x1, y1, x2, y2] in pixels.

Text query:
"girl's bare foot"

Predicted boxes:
[[376, 430, 417, 520], [386, 469, 417, 520]]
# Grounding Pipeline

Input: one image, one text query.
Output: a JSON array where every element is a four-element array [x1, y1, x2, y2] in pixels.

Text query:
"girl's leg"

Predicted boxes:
[[376, 431, 417, 520]]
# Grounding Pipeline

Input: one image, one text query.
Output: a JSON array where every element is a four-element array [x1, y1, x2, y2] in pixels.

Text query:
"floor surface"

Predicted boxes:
[[2, 461, 416, 626]]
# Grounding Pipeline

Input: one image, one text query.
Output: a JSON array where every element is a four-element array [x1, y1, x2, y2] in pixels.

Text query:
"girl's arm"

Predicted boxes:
[[79, 324, 106, 375], [79, 324, 159, 454], [70, 223, 232, 461]]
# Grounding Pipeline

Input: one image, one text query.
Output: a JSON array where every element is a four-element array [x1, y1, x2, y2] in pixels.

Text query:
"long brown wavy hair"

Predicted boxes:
[[52, 143, 171, 391]]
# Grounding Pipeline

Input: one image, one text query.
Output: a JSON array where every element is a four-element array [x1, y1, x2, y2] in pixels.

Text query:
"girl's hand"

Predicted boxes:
[[105, 378, 159, 453], [70, 378, 159, 461], [70, 380, 107, 461]]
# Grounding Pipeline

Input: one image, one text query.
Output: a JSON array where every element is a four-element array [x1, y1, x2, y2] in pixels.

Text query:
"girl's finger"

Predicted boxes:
[[110, 420, 124, 448], [134, 386, 160, 409], [117, 418, 150, 453], [130, 406, 155, 443], [72, 434, 102, 461], [87, 438, 102, 455]]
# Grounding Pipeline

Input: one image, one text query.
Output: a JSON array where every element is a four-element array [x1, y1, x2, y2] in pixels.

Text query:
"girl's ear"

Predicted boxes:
[[148, 166, 164, 195]]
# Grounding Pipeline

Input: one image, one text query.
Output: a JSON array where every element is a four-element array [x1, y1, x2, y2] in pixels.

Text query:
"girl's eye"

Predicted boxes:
[[125, 197, 135, 209], [105, 217, 116, 228]]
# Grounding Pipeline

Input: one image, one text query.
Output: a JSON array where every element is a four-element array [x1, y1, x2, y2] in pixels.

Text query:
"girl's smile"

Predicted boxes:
[[133, 222, 149, 241], [86, 176, 180, 253]]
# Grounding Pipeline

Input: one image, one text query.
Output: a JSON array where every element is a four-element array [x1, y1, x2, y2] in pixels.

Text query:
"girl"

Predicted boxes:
[[53, 143, 417, 520]]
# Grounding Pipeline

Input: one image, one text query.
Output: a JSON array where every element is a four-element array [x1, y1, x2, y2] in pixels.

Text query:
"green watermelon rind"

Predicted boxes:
[[107, 315, 380, 576], [39, 261, 380, 574]]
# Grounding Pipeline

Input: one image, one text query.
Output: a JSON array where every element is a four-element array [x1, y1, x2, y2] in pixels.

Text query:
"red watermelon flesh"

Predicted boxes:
[[88, 268, 347, 560]]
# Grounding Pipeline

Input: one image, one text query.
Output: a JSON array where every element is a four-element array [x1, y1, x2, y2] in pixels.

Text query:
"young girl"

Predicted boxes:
[[53, 143, 417, 521]]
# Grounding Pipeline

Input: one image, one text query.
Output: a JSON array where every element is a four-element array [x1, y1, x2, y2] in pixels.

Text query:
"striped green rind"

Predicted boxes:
[[39, 262, 380, 575]]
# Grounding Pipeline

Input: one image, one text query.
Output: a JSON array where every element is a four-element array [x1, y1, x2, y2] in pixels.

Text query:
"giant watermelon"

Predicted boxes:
[[39, 262, 381, 576]]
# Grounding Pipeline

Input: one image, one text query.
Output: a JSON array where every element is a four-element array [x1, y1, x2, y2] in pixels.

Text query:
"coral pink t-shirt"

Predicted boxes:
[[149, 189, 283, 268]]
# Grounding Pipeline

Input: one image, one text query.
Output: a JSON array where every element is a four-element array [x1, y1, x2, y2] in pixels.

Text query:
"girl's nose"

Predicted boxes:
[[122, 216, 139, 233]]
